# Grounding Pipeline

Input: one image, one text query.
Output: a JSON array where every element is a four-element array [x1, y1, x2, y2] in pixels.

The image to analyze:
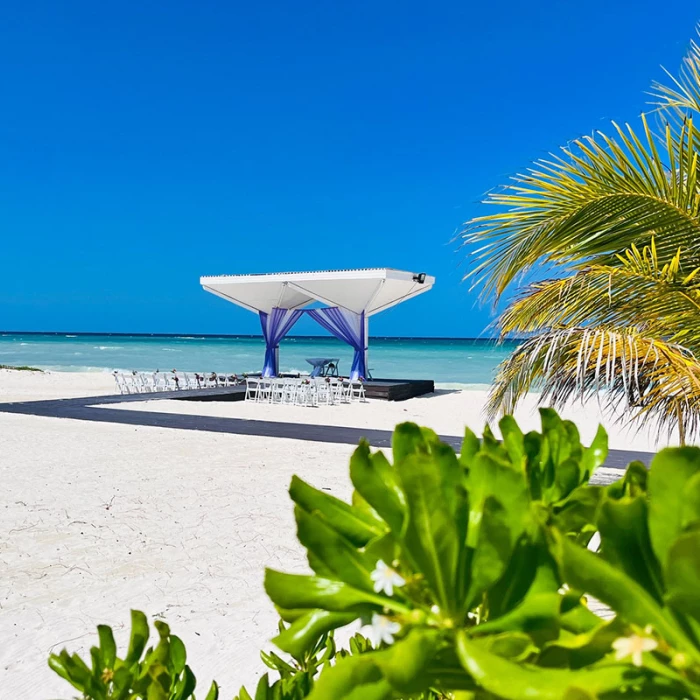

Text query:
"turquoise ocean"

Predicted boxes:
[[0, 333, 518, 388]]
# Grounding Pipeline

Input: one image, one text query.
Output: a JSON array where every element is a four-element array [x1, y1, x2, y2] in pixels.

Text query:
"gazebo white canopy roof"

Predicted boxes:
[[200, 268, 435, 316]]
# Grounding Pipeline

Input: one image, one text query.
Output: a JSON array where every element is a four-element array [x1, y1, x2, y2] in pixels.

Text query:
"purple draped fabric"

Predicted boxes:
[[306, 307, 367, 380], [259, 307, 303, 377]]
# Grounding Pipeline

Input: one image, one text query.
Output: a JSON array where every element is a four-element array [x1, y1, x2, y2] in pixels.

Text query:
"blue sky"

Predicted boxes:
[[0, 1, 698, 337]]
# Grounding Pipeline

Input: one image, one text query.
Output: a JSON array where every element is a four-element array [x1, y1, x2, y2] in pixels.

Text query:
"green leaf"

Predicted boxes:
[[97, 625, 117, 669], [460, 426, 481, 468], [466, 452, 529, 549], [579, 425, 608, 482], [272, 610, 356, 658], [289, 475, 381, 546], [540, 618, 625, 670], [392, 422, 440, 463], [465, 494, 515, 610], [396, 450, 461, 612], [558, 594, 604, 635], [351, 490, 385, 529], [540, 408, 573, 470], [171, 665, 196, 700], [307, 550, 335, 578], [681, 471, 700, 531], [597, 495, 664, 603], [51, 651, 103, 696], [485, 540, 538, 618], [204, 681, 220, 700], [169, 635, 187, 675], [472, 592, 561, 643], [551, 530, 693, 653], [349, 443, 404, 535], [456, 630, 646, 700], [472, 631, 538, 662], [306, 653, 386, 700], [552, 485, 603, 536], [235, 687, 253, 700], [499, 415, 526, 470], [48, 651, 88, 692], [307, 629, 439, 699], [294, 505, 374, 591], [126, 610, 150, 665], [621, 461, 648, 497], [153, 619, 170, 640], [254, 673, 270, 700], [648, 446, 700, 568], [364, 532, 400, 570], [264, 570, 389, 613], [665, 531, 700, 623]]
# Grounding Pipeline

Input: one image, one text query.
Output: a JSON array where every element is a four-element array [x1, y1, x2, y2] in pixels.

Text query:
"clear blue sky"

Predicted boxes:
[[1, 1, 698, 337]]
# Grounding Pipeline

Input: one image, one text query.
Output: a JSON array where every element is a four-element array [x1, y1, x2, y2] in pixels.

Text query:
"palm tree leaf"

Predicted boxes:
[[486, 328, 700, 442], [498, 246, 700, 351], [650, 35, 700, 116], [461, 118, 700, 299]]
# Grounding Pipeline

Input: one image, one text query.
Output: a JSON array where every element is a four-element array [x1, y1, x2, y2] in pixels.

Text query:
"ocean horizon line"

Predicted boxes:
[[0, 330, 519, 343]]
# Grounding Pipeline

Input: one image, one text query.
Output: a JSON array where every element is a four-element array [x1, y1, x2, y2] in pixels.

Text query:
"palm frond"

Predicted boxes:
[[461, 117, 700, 300], [650, 34, 700, 116], [498, 243, 700, 350], [486, 328, 700, 443]]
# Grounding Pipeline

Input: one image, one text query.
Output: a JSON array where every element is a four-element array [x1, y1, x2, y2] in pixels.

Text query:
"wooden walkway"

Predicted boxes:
[[0, 390, 652, 472]]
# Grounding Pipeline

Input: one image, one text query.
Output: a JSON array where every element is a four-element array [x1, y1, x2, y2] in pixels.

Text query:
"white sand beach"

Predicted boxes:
[[0, 370, 678, 697]]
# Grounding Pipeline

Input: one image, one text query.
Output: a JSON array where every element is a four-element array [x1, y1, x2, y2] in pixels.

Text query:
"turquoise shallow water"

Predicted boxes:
[[0, 333, 517, 387]]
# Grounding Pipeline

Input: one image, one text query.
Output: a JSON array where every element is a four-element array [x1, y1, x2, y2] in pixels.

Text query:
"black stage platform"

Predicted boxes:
[[173, 378, 435, 403]]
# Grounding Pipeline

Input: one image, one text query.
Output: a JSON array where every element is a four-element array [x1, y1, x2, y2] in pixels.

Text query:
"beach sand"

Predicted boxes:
[[0, 370, 677, 697]]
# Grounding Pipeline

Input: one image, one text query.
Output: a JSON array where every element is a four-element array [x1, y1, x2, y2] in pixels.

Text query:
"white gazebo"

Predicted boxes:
[[200, 268, 435, 379]]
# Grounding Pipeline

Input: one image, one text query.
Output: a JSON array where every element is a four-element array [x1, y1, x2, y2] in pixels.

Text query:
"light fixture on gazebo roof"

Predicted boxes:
[[200, 268, 435, 379]]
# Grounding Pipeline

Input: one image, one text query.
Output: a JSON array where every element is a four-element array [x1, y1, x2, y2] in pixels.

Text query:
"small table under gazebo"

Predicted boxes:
[[305, 357, 339, 378]]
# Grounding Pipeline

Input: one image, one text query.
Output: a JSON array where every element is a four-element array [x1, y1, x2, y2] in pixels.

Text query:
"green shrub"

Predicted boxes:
[[49, 610, 219, 700], [49, 410, 700, 699], [263, 410, 615, 698], [0, 364, 42, 371]]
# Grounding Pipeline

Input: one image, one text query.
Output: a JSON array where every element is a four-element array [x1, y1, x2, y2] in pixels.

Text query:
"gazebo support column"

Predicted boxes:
[[364, 313, 369, 380]]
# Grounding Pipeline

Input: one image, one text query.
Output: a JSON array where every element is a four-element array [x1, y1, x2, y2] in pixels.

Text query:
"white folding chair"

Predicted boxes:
[[282, 379, 296, 404], [270, 378, 284, 403], [293, 380, 314, 407], [314, 378, 333, 406], [348, 381, 367, 403], [123, 373, 139, 394], [151, 372, 167, 392], [245, 377, 258, 401], [139, 372, 155, 392], [327, 379, 345, 404], [113, 372, 126, 394], [260, 379, 275, 403]]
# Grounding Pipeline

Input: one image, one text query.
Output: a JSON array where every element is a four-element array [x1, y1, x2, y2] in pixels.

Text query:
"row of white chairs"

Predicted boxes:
[[245, 377, 366, 407], [113, 371, 240, 395]]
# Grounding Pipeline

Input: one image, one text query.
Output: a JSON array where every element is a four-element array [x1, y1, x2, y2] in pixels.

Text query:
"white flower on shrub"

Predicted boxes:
[[370, 560, 405, 596], [612, 633, 657, 666], [368, 613, 401, 646]]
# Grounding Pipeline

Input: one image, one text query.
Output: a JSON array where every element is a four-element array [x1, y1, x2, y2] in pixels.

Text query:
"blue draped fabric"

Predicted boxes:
[[306, 307, 367, 380], [259, 307, 303, 377]]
